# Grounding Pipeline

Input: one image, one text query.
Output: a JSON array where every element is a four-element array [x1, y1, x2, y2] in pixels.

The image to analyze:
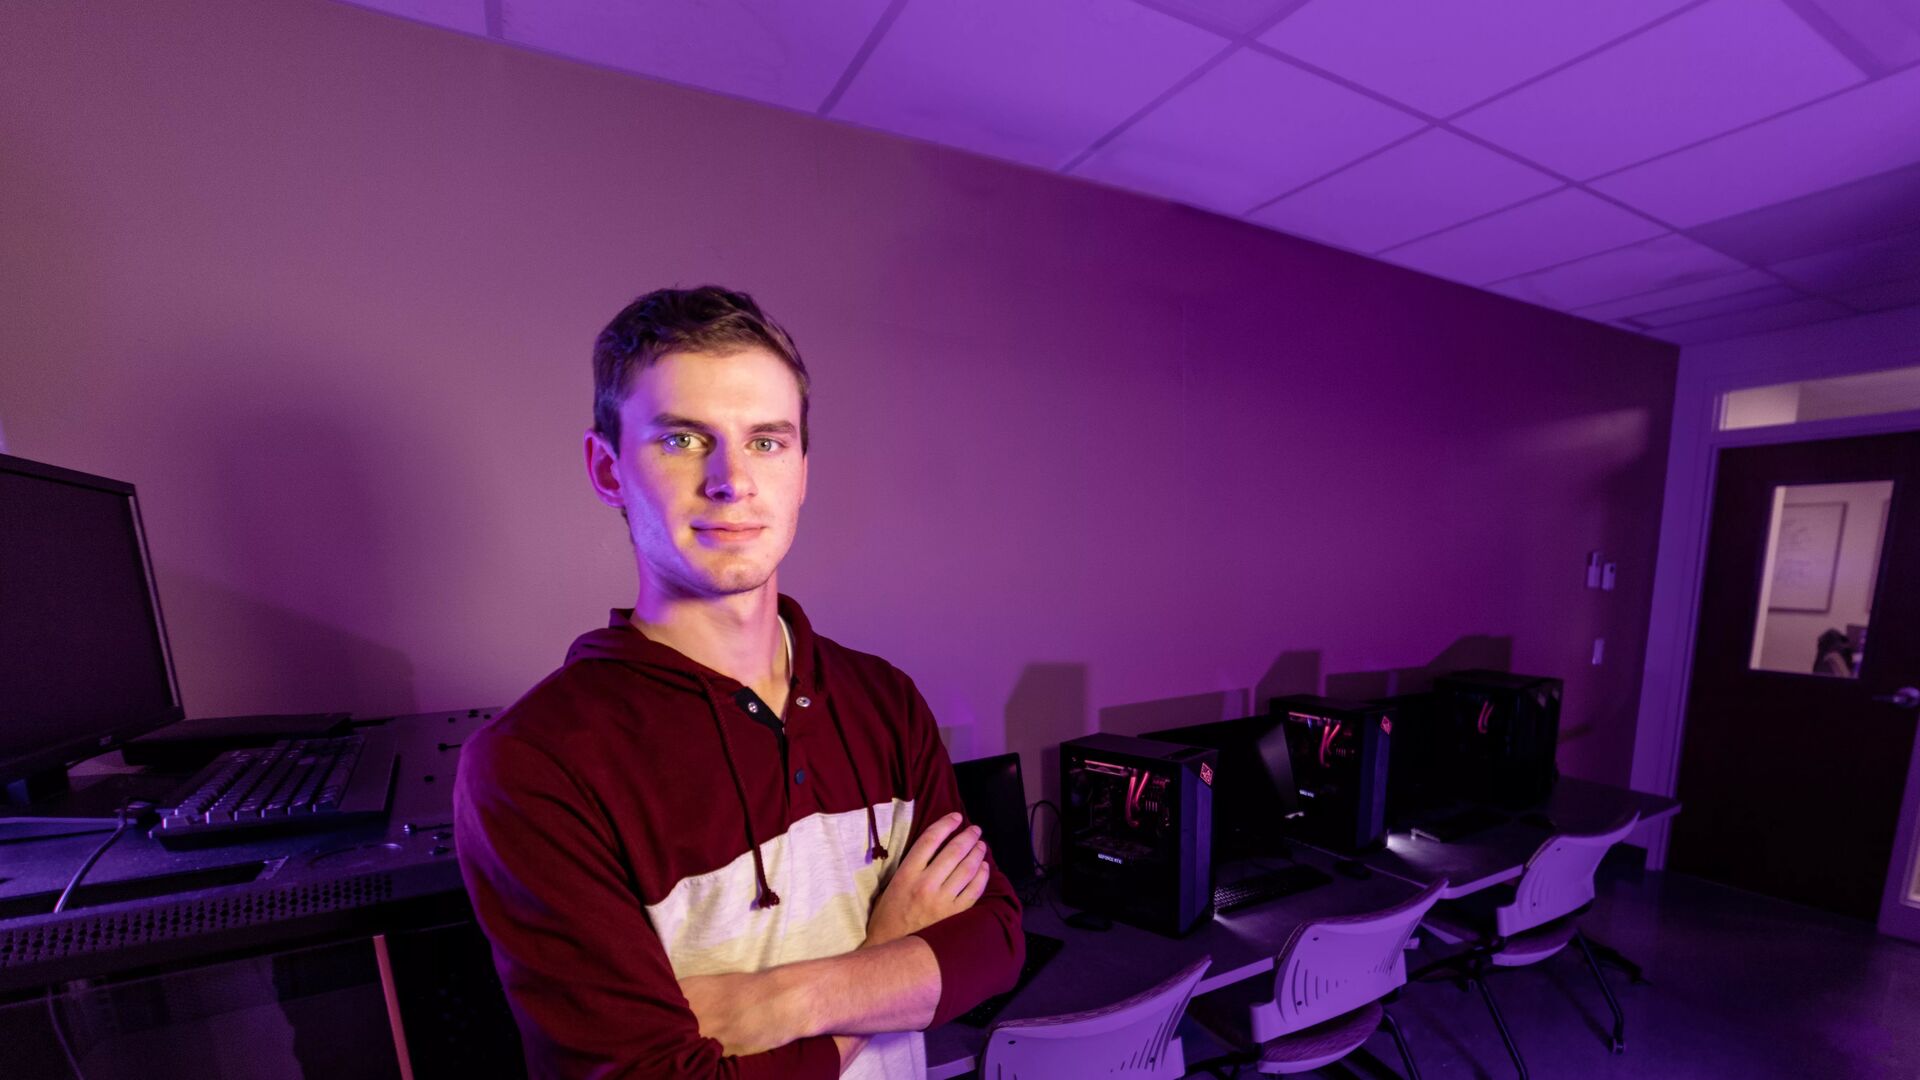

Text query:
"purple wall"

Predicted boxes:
[[0, 0, 1676, 791]]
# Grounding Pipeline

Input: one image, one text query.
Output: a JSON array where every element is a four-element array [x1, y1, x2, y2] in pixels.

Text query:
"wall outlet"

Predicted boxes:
[[1591, 638, 1606, 666], [1602, 562, 1617, 591], [1586, 551, 1603, 589]]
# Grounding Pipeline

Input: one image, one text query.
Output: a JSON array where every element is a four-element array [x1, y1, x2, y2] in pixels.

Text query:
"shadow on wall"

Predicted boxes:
[[158, 357, 437, 717], [164, 569, 416, 717], [1254, 649, 1324, 707], [1322, 635, 1515, 702], [1000, 663, 1087, 863]]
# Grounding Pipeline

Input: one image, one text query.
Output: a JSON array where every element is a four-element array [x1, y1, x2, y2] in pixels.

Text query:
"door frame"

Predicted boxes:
[[1628, 306, 1920, 872]]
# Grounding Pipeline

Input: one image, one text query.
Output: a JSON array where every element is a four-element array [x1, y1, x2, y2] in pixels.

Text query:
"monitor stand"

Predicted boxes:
[[0, 769, 174, 833]]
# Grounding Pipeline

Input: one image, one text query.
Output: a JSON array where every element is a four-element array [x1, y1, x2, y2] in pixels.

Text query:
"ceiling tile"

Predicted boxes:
[[1074, 51, 1423, 216], [1788, 0, 1920, 71], [340, 0, 488, 35], [1144, 0, 1299, 37], [1770, 225, 1920, 292], [1687, 160, 1920, 267], [1455, 0, 1863, 180], [1572, 268, 1779, 321], [1248, 129, 1558, 252], [827, 0, 1227, 170], [498, 0, 894, 112], [1634, 283, 1804, 327], [1834, 274, 1920, 311], [1592, 63, 1920, 227], [1649, 297, 1851, 344], [1379, 188, 1666, 285], [1490, 233, 1748, 310], [1260, 0, 1692, 117]]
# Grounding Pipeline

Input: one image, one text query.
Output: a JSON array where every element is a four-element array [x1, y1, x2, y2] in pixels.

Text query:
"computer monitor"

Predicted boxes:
[[952, 752, 1037, 890], [1142, 715, 1298, 858], [0, 454, 182, 804]]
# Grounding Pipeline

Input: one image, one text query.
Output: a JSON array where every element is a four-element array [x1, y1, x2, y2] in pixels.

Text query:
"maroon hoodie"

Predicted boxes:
[[454, 596, 1024, 1078]]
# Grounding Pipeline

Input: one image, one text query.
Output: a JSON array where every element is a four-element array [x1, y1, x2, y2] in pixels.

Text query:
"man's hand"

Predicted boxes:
[[866, 811, 990, 948], [679, 969, 802, 1058]]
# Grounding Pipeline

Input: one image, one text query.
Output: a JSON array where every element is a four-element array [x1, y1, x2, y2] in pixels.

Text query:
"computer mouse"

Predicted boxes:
[[1063, 910, 1113, 931], [1333, 859, 1372, 880]]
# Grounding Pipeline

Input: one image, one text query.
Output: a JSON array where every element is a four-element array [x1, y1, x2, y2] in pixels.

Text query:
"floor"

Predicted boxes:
[[1182, 869, 1920, 1079]]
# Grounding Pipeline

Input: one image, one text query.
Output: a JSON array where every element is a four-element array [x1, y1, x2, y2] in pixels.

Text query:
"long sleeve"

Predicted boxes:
[[896, 679, 1027, 1027], [453, 730, 839, 1080]]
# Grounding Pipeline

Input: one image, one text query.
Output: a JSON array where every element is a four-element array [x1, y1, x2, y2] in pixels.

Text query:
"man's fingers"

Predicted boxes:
[[960, 862, 990, 905], [906, 812, 965, 871], [944, 838, 989, 895], [925, 825, 981, 884]]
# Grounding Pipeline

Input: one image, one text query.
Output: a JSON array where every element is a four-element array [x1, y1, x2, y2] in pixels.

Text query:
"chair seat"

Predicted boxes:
[[1256, 1000, 1384, 1074], [1490, 918, 1577, 966]]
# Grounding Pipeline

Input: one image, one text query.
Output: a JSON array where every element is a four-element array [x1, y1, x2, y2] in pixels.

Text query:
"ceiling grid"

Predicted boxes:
[[345, 0, 1920, 345]]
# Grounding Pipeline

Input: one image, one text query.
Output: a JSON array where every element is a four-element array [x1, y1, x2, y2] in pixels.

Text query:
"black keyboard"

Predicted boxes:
[[1409, 805, 1509, 843], [151, 730, 398, 848], [956, 931, 1065, 1027], [1212, 863, 1332, 914]]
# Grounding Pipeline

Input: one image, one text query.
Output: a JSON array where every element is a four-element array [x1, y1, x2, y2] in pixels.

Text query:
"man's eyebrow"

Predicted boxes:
[[648, 414, 798, 437]]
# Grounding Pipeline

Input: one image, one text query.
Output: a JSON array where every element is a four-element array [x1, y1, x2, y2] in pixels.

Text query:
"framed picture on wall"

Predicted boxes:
[[1767, 501, 1847, 613]]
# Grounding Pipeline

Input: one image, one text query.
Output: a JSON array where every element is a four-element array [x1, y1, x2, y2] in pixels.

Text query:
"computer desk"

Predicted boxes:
[[0, 709, 500, 1080], [1347, 777, 1682, 900], [924, 842, 1424, 1080]]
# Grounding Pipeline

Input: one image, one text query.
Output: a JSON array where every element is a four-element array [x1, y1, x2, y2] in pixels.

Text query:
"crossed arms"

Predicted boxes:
[[454, 721, 1024, 1079], [677, 812, 992, 1070]]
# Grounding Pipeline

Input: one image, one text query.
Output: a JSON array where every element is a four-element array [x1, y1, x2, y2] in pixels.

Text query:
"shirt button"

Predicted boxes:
[[746, 702, 759, 714], [795, 697, 811, 708], [794, 769, 806, 784]]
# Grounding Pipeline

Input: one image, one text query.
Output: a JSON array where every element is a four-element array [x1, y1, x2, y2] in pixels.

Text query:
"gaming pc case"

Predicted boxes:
[[1059, 733, 1215, 936]]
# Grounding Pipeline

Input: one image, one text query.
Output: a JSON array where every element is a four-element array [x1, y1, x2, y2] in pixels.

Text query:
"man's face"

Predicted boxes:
[[586, 347, 807, 600]]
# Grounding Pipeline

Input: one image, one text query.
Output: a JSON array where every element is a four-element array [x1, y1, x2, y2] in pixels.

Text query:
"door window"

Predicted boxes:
[[1748, 480, 1894, 677]]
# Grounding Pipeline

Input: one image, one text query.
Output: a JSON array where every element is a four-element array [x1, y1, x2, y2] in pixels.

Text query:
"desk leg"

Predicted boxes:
[[373, 934, 417, 1080]]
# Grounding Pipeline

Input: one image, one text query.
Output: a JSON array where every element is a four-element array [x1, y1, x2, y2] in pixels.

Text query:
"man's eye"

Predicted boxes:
[[662, 433, 701, 451], [750, 438, 781, 453]]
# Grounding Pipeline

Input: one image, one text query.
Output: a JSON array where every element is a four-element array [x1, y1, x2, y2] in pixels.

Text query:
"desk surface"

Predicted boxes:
[[0, 709, 496, 995], [1353, 777, 1681, 898], [924, 844, 1423, 1080]]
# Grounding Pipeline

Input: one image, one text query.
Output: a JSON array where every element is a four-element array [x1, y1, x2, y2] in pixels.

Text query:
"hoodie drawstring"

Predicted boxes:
[[701, 679, 780, 909], [824, 693, 889, 864]]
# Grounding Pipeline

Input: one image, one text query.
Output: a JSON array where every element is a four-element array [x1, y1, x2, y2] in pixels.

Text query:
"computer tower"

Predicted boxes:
[[1374, 691, 1443, 826], [1270, 695, 1392, 852], [1060, 734, 1215, 936], [1433, 670, 1562, 808]]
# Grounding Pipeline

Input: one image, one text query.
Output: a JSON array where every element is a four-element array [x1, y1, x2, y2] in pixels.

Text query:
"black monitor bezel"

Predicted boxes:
[[0, 453, 184, 786]]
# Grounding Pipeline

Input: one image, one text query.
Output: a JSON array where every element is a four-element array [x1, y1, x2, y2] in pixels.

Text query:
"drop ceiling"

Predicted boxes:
[[342, 0, 1920, 346]]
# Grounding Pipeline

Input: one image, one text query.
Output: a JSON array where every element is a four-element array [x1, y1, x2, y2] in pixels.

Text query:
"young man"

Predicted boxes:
[[454, 287, 1024, 1079]]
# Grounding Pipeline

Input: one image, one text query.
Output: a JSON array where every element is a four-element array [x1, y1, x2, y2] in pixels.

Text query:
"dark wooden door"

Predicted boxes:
[[1670, 430, 1920, 921]]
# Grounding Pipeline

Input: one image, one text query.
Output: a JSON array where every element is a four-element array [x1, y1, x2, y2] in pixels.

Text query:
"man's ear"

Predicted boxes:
[[584, 428, 624, 509]]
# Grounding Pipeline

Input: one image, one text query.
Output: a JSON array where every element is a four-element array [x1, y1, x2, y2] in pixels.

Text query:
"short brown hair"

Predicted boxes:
[[592, 286, 810, 453]]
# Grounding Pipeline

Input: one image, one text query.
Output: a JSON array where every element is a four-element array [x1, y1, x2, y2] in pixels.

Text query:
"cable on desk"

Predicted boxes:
[[51, 800, 149, 915]]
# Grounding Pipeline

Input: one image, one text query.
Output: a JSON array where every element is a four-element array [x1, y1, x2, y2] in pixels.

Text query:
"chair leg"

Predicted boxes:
[[1575, 931, 1627, 1053], [1580, 934, 1648, 985], [1469, 972, 1529, 1080], [1380, 1007, 1422, 1080]]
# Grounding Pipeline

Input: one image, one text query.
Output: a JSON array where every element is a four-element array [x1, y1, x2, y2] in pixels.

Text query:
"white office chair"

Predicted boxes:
[[1419, 812, 1640, 1079], [1188, 878, 1448, 1077], [978, 954, 1210, 1080]]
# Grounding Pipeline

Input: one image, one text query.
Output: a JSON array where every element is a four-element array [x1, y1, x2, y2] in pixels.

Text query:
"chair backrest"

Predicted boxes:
[[982, 955, 1210, 1080], [1248, 878, 1447, 1044], [1494, 812, 1639, 938]]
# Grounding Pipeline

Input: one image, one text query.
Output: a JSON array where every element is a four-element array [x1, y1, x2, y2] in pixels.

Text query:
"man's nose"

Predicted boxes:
[[703, 445, 754, 501]]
